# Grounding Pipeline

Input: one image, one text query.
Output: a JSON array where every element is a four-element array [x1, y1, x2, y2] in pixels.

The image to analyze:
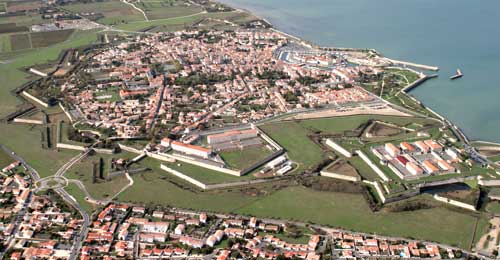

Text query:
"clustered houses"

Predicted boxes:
[[371, 139, 462, 180], [62, 29, 383, 138], [76, 203, 464, 259], [0, 161, 83, 259], [330, 232, 458, 258]]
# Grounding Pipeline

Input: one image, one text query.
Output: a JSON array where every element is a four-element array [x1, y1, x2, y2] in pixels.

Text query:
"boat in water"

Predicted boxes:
[[450, 69, 463, 80]]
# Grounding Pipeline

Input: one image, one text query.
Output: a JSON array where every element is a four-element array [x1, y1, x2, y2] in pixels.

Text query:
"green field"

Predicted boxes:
[[236, 186, 480, 248], [115, 11, 251, 32], [0, 14, 46, 27], [64, 182, 97, 214], [10, 33, 31, 51], [298, 115, 435, 133], [117, 168, 261, 211], [65, 152, 134, 200], [0, 149, 15, 168], [0, 29, 98, 115], [486, 201, 500, 215], [95, 86, 122, 102], [259, 115, 437, 175], [0, 124, 80, 177], [488, 155, 500, 162], [259, 121, 325, 174], [115, 165, 484, 248], [140, 157, 251, 184], [219, 146, 273, 170], [63, 0, 145, 25], [0, 34, 10, 52], [30, 29, 74, 48], [0, 22, 29, 34], [137, 0, 203, 20], [346, 156, 380, 181]]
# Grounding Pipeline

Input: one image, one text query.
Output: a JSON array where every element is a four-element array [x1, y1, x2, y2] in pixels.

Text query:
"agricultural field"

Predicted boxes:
[[9, 32, 31, 51], [219, 146, 274, 170], [11, 29, 75, 51], [0, 33, 11, 52], [0, 29, 99, 180], [30, 29, 74, 48], [137, 0, 204, 20], [0, 22, 29, 34], [5, 0, 42, 13], [0, 13, 46, 27], [62, 0, 145, 25], [115, 10, 256, 32], [0, 29, 98, 116]]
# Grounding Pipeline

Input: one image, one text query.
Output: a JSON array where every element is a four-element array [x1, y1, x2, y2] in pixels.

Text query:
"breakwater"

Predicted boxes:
[[382, 58, 439, 71]]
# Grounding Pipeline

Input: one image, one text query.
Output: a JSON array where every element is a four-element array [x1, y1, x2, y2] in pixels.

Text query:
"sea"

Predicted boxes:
[[219, 0, 500, 143]]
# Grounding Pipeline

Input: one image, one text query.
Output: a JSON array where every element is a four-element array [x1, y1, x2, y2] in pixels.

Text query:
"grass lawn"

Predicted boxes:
[[271, 232, 311, 244], [116, 168, 261, 212], [64, 182, 97, 214], [0, 149, 15, 168], [235, 186, 481, 248], [298, 115, 434, 134], [115, 155, 487, 249], [347, 156, 380, 181], [140, 157, 252, 184], [259, 115, 436, 175], [486, 201, 500, 214], [65, 152, 133, 200], [219, 146, 273, 170], [59, 121, 90, 146], [259, 121, 325, 174], [95, 86, 121, 102], [0, 124, 80, 177], [472, 217, 491, 250], [488, 155, 500, 162]]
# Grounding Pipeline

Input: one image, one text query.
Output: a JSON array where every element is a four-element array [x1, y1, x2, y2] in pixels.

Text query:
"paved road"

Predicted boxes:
[[54, 187, 90, 260], [1, 144, 92, 260], [52, 149, 93, 260]]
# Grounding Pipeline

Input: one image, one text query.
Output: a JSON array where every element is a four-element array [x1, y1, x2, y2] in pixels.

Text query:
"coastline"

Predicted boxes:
[[221, 1, 500, 148]]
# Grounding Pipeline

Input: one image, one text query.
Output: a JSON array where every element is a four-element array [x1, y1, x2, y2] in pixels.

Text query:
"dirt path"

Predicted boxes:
[[476, 217, 500, 254]]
